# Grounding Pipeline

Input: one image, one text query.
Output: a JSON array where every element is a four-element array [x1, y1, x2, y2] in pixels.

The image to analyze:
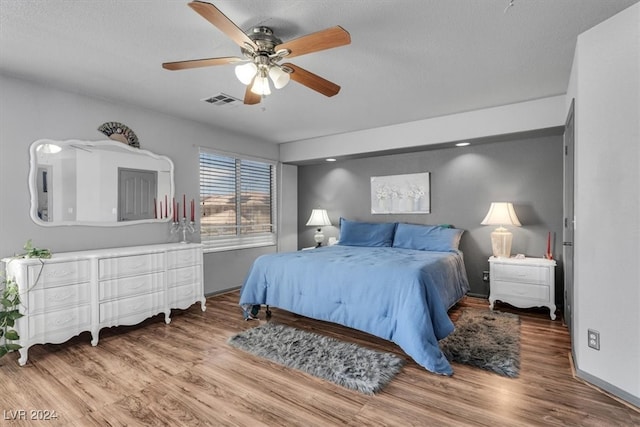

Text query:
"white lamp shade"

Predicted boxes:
[[235, 62, 257, 85], [481, 202, 521, 226], [306, 209, 332, 227], [250, 76, 271, 96], [268, 66, 290, 89]]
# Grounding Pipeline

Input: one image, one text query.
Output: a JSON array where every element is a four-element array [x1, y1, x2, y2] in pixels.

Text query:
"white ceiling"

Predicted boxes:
[[1, 0, 637, 144]]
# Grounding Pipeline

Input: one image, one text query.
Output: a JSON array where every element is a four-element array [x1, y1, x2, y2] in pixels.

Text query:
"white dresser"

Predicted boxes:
[[3, 243, 205, 365], [488, 256, 557, 320]]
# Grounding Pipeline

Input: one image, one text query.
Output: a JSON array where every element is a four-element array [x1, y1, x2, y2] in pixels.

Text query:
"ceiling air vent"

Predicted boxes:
[[201, 93, 242, 107]]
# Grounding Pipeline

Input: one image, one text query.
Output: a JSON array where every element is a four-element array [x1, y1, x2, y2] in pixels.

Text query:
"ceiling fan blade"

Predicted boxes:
[[277, 26, 350, 59], [283, 63, 341, 97], [188, 1, 257, 50], [162, 56, 243, 70], [244, 83, 261, 105]]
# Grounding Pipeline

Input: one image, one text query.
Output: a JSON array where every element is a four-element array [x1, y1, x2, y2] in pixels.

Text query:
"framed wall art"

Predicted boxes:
[[371, 172, 430, 214]]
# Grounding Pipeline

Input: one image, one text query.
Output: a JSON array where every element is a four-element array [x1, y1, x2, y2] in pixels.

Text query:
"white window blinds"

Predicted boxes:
[[199, 149, 276, 251]]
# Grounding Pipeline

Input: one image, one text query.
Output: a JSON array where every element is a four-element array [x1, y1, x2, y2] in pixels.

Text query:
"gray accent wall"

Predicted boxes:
[[297, 134, 563, 299]]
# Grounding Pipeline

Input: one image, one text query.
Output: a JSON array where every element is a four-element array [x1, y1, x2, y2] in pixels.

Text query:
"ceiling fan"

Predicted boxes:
[[162, 1, 351, 105]]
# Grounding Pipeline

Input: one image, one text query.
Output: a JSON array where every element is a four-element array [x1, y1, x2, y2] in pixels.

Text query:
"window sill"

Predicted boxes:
[[203, 242, 276, 254]]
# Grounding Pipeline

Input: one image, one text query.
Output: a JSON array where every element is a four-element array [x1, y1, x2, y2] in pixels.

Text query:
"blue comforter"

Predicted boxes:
[[239, 245, 470, 375]]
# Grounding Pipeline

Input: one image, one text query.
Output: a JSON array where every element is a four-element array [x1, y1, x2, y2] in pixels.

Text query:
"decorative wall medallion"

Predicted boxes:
[[97, 122, 140, 148]]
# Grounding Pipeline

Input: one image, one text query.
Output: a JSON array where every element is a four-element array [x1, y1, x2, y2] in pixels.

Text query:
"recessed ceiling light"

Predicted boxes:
[[455, 142, 470, 147], [326, 158, 337, 162]]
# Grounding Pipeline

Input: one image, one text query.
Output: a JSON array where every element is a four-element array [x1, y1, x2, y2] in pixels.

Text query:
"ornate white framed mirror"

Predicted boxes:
[[29, 139, 174, 226]]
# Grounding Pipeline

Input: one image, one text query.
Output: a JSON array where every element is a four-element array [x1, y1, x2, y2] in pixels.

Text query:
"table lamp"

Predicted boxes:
[[306, 209, 332, 247], [481, 202, 521, 258]]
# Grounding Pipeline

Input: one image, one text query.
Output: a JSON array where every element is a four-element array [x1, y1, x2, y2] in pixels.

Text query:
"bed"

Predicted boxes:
[[238, 219, 470, 375]]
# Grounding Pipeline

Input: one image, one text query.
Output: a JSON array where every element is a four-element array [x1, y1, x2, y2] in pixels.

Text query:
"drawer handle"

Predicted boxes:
[[127, 302, 146, 311], [124, 261, 146, 270], [45, 268, 75, 278], [51, 290, 75, 301], [54, 315, 77, 326], [178, 272, 194, 280], [129, 281, 148, 289]]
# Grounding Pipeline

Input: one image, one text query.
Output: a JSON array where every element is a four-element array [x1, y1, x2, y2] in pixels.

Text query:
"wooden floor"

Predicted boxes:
[[1, 291, 638, 426]]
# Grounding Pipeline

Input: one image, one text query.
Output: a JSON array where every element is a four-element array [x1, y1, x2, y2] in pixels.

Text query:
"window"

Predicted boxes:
[[199, 149, 276, 251]]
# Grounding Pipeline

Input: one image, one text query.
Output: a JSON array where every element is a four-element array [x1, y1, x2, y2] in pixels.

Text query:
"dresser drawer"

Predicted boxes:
[[492, 264, 548, 285], [99, 292, 164, 323], [99, 272, 164, 301], [28, 304, 91, 340], [167, 248, 201, 269], [492, 280, 550, 301], [99, 253, 164, 280], [28, 283, 91, 314], [167, 265, 201, 288], [168, 282, 200, 308], [27, 260, 91, 289]]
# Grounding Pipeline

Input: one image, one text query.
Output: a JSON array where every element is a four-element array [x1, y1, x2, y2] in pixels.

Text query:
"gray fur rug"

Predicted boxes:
[[227, 323, 405, 394], [439, 308, 521, 377]]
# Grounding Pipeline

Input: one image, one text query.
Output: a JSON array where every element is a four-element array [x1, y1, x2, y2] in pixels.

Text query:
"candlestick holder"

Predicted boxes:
[[171, 217, 196, 243]]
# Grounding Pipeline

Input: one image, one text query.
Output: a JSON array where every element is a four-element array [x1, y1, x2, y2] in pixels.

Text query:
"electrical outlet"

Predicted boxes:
[[588, 329, 600, 350], [482, 271, 490, 282]]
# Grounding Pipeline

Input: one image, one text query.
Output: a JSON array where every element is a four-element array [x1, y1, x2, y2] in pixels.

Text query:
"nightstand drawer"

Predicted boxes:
[[492, 264, 547, 284], [492, 280, 550, 301]]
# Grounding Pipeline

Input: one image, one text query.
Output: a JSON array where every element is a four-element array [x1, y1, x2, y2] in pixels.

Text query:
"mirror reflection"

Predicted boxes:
[[30, 139, 174, 226]]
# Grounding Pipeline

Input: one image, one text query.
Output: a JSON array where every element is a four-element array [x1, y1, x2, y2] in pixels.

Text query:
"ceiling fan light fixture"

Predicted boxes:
[[163, 2, 351, 105], [250, 75, 271, 96], [235, 62, 257, 85], [269, 66, 290, 89]]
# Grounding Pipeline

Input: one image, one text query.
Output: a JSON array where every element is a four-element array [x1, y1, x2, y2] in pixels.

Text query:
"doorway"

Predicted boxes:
[[563, 99, 575, 339], [37, 166, 53, 221], [118, 168, 157, 221]]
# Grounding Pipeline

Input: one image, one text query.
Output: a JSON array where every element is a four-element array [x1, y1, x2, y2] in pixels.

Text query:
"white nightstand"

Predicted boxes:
[[488, 256, 557, 320]]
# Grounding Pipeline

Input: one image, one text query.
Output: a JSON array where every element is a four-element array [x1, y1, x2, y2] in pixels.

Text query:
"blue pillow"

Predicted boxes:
[[337, 218, 397, 247], [392, 223, 464, 252]]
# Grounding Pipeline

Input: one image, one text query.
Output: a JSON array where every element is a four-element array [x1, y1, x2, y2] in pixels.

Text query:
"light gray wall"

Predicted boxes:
[[0, 74, 284, 295], [277, 163, 298, 252], [297, 135, 563, 298], [568, 3, 640, 404]]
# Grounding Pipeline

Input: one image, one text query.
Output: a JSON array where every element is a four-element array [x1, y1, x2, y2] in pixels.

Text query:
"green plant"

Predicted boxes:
[[22, 239, 52, 259], [0, 275, 23, 358], [0, 240, 51, 359]]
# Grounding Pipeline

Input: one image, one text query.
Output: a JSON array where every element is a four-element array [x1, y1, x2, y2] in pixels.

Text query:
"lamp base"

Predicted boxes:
[[313, 228, 325, 247], [490, 227, 513, 258]]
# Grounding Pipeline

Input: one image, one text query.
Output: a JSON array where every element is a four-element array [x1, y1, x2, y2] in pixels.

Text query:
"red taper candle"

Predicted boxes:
[[546, 232, 551, 257]]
